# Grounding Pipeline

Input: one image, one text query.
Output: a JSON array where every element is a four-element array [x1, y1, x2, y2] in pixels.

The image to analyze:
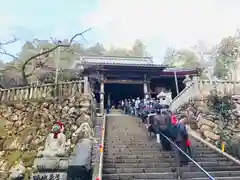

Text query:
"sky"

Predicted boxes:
[[1, 0, 240, 62]]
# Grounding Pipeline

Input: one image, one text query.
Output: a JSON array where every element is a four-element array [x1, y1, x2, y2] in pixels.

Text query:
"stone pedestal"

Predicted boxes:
[[33, 157, 69, 171], [31, 172, 67, 180], [67, 139, 93, 180]]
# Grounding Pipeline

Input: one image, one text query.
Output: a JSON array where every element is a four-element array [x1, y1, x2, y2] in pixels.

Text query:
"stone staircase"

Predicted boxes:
[[101, 114, 240, 180]]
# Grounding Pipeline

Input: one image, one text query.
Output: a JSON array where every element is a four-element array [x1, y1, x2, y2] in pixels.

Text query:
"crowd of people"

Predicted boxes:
[[117, 92, 196, 167], [119, 92, 171, 116]]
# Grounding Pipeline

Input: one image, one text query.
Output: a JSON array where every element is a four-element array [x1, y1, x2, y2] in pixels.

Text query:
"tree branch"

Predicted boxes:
[[0, 37, 17, 46], [21, 28, 92, 84], [0, 49, 18, 60], [0, 37, 19, 60]]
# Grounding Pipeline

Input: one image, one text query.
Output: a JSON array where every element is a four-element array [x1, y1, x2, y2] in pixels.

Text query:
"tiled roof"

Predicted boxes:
[[80, 61, 167, 68], [163, 67, 198, 72], [80, 55, 153, 65]]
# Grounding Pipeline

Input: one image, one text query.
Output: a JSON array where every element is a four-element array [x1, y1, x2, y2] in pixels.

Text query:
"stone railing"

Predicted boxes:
[[199, 80, 240, 94], [170, 78, 240, 112], [170, 82, 197, 112], [170, 77, 199, 112], [0, 78, 89, 102]]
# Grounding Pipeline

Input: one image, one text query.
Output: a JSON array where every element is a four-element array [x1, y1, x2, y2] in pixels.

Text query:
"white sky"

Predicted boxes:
[[82, 0, 240, 51], [1, 0, 240, 62]]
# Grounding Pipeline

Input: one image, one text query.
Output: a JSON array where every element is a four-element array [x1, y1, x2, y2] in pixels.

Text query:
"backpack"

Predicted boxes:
[[170, 122, 188, 142], [154, 114, 171, 131]]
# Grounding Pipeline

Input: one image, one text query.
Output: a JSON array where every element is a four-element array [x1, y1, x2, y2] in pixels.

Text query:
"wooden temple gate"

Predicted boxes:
[[80, 60, 198, 114]]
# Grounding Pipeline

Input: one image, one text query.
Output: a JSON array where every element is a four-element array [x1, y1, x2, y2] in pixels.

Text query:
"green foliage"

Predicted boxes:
[[164, 48, 200, 68], [207, 89, 234, 128], [5, 39, 148, 69], [214, 56, 230, 79], [0, 38, 149, 85], [163, 32, 240, 80], [213, 36, 240, 79]]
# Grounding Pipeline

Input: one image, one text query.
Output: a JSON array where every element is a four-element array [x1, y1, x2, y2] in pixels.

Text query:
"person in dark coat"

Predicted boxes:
[[151, 109, 172, 151], [170, 116, 191, 166]]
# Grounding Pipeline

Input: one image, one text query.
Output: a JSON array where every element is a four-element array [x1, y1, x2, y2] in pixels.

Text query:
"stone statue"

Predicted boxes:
[[37, 124, 66, 157], [183, 75, 192, 86], [56, 119, 65, 133]]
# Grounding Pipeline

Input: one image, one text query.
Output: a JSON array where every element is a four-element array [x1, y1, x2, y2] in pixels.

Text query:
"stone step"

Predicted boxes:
[[103, 161, 237, 168], [103, 148, 217, 154], [104, 139, 208, 144], [128, 177, 240, 180], [102, 172, 177, 180], [186, 177, 240, 180], [103, 150, 218, 156], [104, 140, 209, 147], [102, 171, 240, 179], [103, 152, 227, 158], [103, 144, 211, 151], [103, 157, 229, 163], [104, 138, 208, 143], [103, 165, 240, 174]]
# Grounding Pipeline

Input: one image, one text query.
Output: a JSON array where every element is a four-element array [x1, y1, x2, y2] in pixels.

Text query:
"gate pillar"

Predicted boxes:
[[100, 76, 105, 114]]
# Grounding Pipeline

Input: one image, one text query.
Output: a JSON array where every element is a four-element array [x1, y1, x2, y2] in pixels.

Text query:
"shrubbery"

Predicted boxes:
[[207, 89, 234, 128]]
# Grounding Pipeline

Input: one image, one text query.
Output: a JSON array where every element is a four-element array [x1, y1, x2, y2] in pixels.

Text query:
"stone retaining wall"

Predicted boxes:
[[176, 95, 240, 159], [0, 92, 96, 179]]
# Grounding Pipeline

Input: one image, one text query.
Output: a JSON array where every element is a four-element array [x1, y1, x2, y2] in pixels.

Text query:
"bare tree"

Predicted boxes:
[[0, 28, 92, 85], [0, 36, 18, 60]]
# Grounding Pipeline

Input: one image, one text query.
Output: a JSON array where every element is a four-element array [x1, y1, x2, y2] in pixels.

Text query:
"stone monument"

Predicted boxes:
[[32, 124, 69, 180]]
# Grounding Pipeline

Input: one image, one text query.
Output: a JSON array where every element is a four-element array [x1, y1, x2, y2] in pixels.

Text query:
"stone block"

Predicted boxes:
[[203, 131, 220, 141], [31, 172, 67, 180], [199, 124, 212, 133], [198, 116, 216, 128], [67, 139, 93, 180], [33, 157, 68, 171], [68, 139, 92, 169]]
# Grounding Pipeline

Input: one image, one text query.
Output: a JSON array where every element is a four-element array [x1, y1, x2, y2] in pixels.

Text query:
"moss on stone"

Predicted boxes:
[[0, 118, 7, 137], [19, 127, 37, 144], [5, 151, 23, 169], [3, 136, 16, 149], [22, 151, 37, 167]]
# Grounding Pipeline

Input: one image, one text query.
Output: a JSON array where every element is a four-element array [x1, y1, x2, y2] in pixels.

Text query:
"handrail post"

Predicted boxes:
[[94, 114, 106, 180]]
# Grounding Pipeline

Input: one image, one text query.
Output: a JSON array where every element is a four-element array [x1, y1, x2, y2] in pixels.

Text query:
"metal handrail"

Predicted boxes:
[[97, 114, 106, 180], [158, 131, 215, 180]]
